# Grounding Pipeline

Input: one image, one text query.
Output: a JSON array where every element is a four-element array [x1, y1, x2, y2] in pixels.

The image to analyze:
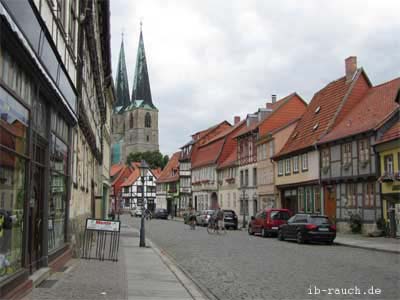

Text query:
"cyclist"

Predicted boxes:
[[188, 208, 196, 229], [215, 207, 225, 231]]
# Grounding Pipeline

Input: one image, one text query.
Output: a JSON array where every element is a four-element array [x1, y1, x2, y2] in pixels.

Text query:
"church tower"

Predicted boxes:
[[112, 25, 159, 164]]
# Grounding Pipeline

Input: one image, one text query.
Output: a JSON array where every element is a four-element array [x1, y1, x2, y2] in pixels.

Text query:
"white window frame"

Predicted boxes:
[[285, 159, 291, 175], [278, 161, 283, 176], [293, 156, 299, 173], [301, 153, 308, 171]]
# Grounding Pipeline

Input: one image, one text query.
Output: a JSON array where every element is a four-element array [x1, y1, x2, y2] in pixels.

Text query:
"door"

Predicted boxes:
[[28, 159, 45, 272], [324, 186, 336, 223]]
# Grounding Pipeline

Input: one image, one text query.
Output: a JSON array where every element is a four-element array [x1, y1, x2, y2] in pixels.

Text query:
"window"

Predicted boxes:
[[293, 156, 299, 173], [56, 0, 67, 29], [298, 187, 305, 212], [342, 143, 352, 165], [358, 139, 369, 162], [146, 135, 149, 142], [129, 113, 134, 128], [314, 186, 321, 213], [346, 183, 357, 208], [301, 153, 308, 171], [245, 169, 249, 186], [253, 168, 257, 186], [305, 187, 312, 213], [364, 182, 375, 208], [145, 112, 151, 128], [240, 170, 243, 187], [384, 155, 394, 174], [285, 159, 291, 175], [269, 140, 275, 157], [278, 161, 283, 176], [68, 0, 77, 49], [321, 148, 330, 168]]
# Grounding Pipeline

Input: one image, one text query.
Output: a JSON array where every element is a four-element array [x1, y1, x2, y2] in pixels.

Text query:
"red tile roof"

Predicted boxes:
[[277, 70, 366, 157], [319, 77, 400, 143], [152, 168, 162, 179], [192, 138, 226, 169], [110, 163, 124, 177], [233, 93, 307, 138], [217, 121, 246, 169], [121, 167, 140, 187], [157, 151, 181, 183], [375, 120, 400, 145]]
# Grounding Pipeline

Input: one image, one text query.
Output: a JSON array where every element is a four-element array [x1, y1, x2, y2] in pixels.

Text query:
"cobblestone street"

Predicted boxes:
[[128, 217, 399, 300]]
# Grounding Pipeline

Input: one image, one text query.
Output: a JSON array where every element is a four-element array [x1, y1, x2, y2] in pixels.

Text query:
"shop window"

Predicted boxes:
[[314, 186, 321, 213], [305, 187, 313, 213], [0, 147, 26, 280], [298, 187, 305, 212]]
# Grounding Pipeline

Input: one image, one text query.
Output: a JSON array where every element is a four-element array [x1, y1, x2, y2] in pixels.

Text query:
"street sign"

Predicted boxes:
[[82, 218, 121, 262]]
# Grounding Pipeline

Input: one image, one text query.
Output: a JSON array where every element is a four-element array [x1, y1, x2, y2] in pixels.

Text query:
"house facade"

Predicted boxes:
[[375, 118, 400, 237], [0, 0, 112, 297], [318, 76, 400, 233], [156, 151, 180, 216]]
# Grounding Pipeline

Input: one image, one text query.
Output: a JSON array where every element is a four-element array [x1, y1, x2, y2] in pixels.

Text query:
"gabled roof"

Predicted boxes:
[[319, 78, 400, 143], [110, 163, 124, 177], [157, 151, 181, 183], [192, 138, 226, 169], [233, 93, 307, 139], [121, 167, 140, 187], [216, 120, 246, 169], [276, 69, 367, 158], [152, 168, 162, 179], [375, 120, 400, 145]]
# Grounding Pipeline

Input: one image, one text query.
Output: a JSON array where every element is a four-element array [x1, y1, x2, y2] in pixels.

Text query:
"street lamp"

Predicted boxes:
[[139, 159, 149, 247], [241, 189, 248, 229]]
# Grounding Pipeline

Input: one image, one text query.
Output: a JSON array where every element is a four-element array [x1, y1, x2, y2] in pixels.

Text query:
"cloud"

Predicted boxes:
[[110, 0, 400, 156]]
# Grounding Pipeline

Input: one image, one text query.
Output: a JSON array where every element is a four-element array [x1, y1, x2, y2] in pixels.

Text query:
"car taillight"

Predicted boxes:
[[330, 225, 336, 231], [305, 224, 317, 230]]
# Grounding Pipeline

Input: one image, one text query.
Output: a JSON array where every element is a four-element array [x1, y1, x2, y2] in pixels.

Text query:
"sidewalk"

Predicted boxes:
[[335, 233, 400, 254], [22, 222, 207, 300]]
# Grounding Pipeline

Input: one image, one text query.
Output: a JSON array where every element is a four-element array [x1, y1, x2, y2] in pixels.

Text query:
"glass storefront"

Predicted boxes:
[[0, 87, 28, 279]]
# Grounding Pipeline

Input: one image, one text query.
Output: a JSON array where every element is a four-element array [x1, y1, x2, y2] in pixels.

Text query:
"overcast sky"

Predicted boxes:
[[110, 0, 399, 157]]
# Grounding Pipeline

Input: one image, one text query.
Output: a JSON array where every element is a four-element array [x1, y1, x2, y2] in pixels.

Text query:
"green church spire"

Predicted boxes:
[[114, 35, 131, 109], [131, 24, 156, 109]]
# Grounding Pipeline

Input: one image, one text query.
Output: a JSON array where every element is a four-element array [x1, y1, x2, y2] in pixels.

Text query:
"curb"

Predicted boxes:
[[146, 238, 217, 300], [334, 241, 400, 254]]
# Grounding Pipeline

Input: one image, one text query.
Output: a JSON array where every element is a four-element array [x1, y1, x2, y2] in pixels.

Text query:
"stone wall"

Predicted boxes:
[[68, 213, 91, 258]]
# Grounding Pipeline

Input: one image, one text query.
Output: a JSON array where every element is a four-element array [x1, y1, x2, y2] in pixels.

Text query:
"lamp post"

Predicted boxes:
[[241, 189, 248, 229], [139, 160, 149, 247]]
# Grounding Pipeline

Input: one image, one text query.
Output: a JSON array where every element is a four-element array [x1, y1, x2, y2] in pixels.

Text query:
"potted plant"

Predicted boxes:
[[349, 213, 362, 233]]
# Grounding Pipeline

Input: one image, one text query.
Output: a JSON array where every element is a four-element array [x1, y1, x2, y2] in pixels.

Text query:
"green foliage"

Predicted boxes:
[[349, 213, 362, 233], [126, 151, 169, 169]]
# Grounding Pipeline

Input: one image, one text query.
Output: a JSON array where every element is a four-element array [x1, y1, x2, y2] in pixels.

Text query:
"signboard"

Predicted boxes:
[[86, 219, 120, 232]]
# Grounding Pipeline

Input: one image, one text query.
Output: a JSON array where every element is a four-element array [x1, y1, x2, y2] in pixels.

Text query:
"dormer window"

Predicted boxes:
[[315, 106, 321, 114], [292, 132, 298, 139], [313, 123, 319, 131]]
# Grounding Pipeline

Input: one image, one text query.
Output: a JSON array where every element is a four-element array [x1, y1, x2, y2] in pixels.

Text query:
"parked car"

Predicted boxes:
[[248, 209, 291, 237], [278, 214, 336, 244], [132, 207, 142, 217], [196, 210, 214, 226], [153, 208, 169, 219], [223, 210, 238, 230]]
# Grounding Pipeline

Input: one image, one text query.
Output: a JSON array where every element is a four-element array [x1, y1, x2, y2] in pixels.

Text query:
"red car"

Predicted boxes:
[[248, 209, 291, 237]]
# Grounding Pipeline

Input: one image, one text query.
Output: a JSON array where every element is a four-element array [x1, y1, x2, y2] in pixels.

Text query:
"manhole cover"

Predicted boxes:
[[38, 280, 58, 288]]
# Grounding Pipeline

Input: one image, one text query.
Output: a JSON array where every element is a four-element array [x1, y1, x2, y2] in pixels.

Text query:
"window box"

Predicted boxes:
[[360, 160, 369, 168], [322, 166, 330, 174], [342, 162, 352, 171], [379, 172, 395, 182]]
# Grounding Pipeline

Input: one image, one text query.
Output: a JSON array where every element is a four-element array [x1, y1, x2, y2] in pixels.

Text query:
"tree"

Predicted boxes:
[[126, 151, 169, 169]]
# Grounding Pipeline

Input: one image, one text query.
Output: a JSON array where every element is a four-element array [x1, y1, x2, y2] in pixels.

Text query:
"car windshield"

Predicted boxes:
[[310, 217, 331, 225], [271, 211, 290, 220], [224, 211, 234, 216]]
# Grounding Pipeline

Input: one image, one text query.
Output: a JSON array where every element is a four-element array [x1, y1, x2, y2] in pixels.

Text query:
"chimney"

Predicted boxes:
[[266, 103, 273, 109], [234, 116, 241, 125], [345, 56, 357, 83], [271, 94, 277, 103], [246, 114, 258, 127]]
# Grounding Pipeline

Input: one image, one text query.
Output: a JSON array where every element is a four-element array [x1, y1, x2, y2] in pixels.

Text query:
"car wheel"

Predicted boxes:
[[326, 240, 334, 245], [278, 230, 284, 241], [248, 226, 254, 235], [296, 231, 304, 244]]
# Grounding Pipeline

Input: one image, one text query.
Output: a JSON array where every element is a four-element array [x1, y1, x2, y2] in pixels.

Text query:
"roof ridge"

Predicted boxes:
[[372, 76, 400, 89]]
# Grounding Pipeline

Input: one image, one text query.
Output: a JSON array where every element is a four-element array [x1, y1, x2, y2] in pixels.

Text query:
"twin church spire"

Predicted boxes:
[[114, 25, 156, 110]]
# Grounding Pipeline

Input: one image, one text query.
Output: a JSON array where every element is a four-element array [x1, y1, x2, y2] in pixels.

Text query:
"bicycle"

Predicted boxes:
[[207, 219, 226, 235]]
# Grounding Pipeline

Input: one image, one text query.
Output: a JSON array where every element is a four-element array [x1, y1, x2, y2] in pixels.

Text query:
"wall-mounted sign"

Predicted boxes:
[[86, 219, 120, 232]]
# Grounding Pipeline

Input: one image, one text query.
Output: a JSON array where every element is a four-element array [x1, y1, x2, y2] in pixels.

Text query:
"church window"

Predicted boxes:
[[129, 113, 134, 128], [146, 135, 149, 142], [145, 112, 151, 128]]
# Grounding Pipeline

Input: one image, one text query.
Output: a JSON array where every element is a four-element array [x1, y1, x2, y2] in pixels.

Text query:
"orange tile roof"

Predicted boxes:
[[375, 120, 400, 145], [110, 163, 124, 177], [152, 168, 162, 179], [233, 93, 307, 139], [277, 71, 364, 157], [121, 167, 140, 187], [157, 151, 181, 183], [217, 121, 247, 169], [192, 138, 226, 169], [319, 77, 400, 143]]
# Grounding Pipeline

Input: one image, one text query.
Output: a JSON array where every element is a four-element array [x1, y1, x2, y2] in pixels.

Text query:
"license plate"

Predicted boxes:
[[272, 227, 278, 230], [319, 228, 329, 231]]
